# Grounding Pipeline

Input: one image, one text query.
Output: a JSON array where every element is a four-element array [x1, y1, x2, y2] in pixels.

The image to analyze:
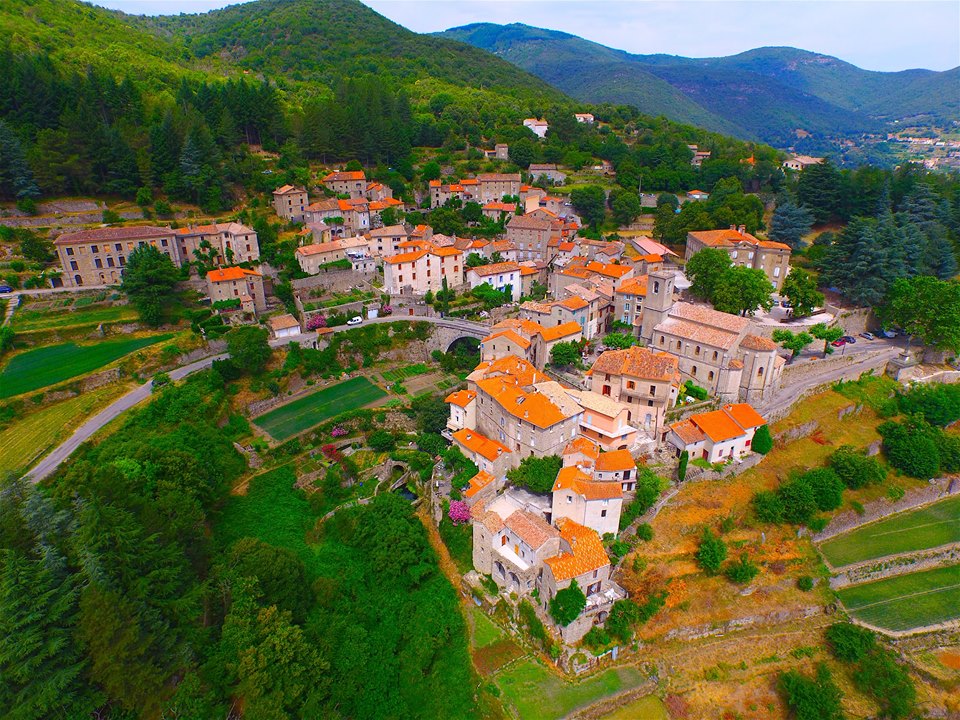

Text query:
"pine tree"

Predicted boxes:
[[769, 196, 814, 249], [797, 160, 842, 224], [0, 120, 40, 199]]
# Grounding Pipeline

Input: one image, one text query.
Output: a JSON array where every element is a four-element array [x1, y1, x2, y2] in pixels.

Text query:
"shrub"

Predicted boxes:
[[752, 424, 773, 454], [897, 382, 960, 427], [829, 445, 887, 489], [752, 490, 785, 524], [519, 600, 547, 645], [447, 500, 471, 525], [696, 528, 727, 574], [778, 663, 845, 720], [802, 468, 845, 512], [677, 449, 689, 482], [797, 576, 814, 591], [853, 648, 916, 720], [779, 474, 819, 525], [605, 599, 640, 643], [415, 432, 447, 456], [635, 523, 653, 542], [878, 418, 940, 478], [506, 455, 563, 494], [682, 380, 709, 401], [367, 429, 396, 452], [549, 580, 586, 626], [582, 626, 612, 650], [826, 622, 876, 663], [724, 553, 759, 584], [619, 468, 661, 530]]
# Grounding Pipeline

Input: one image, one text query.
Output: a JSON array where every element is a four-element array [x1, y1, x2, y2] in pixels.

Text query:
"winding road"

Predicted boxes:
[[24, 316, 488, 483]]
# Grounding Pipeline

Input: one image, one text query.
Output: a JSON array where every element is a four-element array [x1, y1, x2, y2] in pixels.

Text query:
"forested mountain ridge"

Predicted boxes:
[[440, 23, 959, 147]]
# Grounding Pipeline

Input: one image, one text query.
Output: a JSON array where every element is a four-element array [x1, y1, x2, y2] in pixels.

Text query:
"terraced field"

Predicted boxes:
[[381, 363, 430, 382], [253, 376, 387, 441], [819, 495, 960, 567], [837, 564, 960, 632], [0, 334, 172, 398]]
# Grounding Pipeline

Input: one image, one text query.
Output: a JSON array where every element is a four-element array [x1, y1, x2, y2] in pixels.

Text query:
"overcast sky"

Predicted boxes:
[[98, 0, 960, 72]]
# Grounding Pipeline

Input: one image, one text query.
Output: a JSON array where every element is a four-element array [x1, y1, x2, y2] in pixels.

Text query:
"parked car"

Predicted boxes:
[[882, 329, 897, 338], [831, 338, 847, 347], [0, 285, 12, 294], [346, 316, 363, 326], [841, 336, 857, 344], [860, 332, 875, 340]]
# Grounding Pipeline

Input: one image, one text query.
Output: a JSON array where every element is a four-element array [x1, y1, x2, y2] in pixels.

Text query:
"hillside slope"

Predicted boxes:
[[440, 23, 959, 145]]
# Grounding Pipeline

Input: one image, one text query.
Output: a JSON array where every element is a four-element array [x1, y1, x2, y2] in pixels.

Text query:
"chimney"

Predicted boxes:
[[738, 225, 746, 235], [729, 224, 736, 231]]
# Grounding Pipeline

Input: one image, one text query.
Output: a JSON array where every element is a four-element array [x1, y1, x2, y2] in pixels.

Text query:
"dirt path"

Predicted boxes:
[[416, 504, 470, 608]]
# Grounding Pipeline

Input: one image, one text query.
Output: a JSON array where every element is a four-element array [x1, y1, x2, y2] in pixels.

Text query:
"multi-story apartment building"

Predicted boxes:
[[639, 270, 784, 403], [54, 223, 259, 288], [685, 225, 791, 291], [614, 275, 647, 333], [586, 345, 680, 437], [480, 318, 582, 369], [478, 173, 522, 203], [295, 236, 369, 274], [322, 170, 367, 198], [272, 185, 308, 221], [505, 214, 561, 262], [382, 243, 463, 295], [366, 224, 407, 257], [551, 465, 622, 537]]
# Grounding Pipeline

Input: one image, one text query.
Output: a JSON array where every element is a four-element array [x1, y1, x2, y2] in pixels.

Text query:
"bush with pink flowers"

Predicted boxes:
[[306, 314, 327, 330], [448, 500, 471, 525]]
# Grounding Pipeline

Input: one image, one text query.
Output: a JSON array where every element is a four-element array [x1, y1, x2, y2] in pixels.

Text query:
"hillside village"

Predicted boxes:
[[1, 1, 959, 719]]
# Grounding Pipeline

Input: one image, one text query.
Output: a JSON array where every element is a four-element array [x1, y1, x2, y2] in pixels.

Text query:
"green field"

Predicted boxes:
[[11, 304, 137, 332], [0, 385, 126, 474], [599, 696, 670, 720], [382, 363, 430, 383], [0, 334, 172, 399], [253, 376, 387, 441], [837, 564, 960, 632], [819, 496, 960, 567], [496, 659, 646, 720], [471, 608, 504, 649]]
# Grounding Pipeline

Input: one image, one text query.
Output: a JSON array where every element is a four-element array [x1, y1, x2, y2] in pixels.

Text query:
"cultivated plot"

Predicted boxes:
[[253, 376, 387, 441], [837, 564, 960, 632], [0, 334, 172, 399], [819, 495, 960, 567]]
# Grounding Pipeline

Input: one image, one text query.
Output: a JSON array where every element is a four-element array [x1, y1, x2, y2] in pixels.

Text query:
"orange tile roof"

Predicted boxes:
[[464, 470, 495, 499], [482, 329, 531, 350], [429, 180, 441, 188], [431, 245, 463, 257], [544, 518, 609, 582], [539, 321, 582, 342], [687, 228, 761, 248], [273, 184, 302, 194], [722, 403, 766, 430], [469, 354, 548, 387], [452, 428, 511, 462], [444, 389, 476, 407], [324, 170, 366, 182], [688, 409, 746, 443], [587, 346, 679, 382], [206, 266, 261, 282], [505, 510, 559, 549], [616, 275, 648, 297], [558, 241, 576, 252], [383, 250, 427, 265], [559, 296, 588, 311], [553, 466, 622, 500], [469, 261, 521, 277], [519, 266, 539, 276], [484, 202, 516, 212], [740, 334, 779, 351], [670, 418, 706, 445], [595, 449, 636, 472], [476, 377, 572, 429], [563, 437, 601, 462]]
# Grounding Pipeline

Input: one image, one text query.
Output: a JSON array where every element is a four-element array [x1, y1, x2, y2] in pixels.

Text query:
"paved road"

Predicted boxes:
[[24, 316, 491, 483], [758, 345, 903, 420]]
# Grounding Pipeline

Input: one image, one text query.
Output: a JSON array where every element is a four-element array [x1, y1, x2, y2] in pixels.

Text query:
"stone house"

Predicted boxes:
[[482, 201, 517, 220], [685, 226, 791, 291], [586, 345, 680, 438], [665, 403, 766, 463], [176, 223, 260, 267], [269, 313, 301, 339], [303, 199, 347, 235], [562, 389, 639, 453], [466, 261, 522, 302], [480, 318, 582, 370], [478, 173, 522, 203], [366, 224, 408, 257], [383, 243, 464, 295], [522, 118, 549, 139], [574, 113, 594, 124], [205, 266, 266, 313], [551, 466, 622, 538], [639, 271, 784, 403], [295, 236, 369, 274], [322, 170, 367, 198], [451, 427, 513, 479], [55, 226, 178, 287], [272, 185, 309, 221], [528, 164, 567, 184], [614, 275, 647, 334], [506, 214, 559, 262]]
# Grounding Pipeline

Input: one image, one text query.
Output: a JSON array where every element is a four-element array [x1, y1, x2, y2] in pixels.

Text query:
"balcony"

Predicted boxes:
[[584, 584, 627, 611]]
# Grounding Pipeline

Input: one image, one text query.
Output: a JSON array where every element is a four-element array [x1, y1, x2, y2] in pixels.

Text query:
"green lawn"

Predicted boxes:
[[253, 376, 387, 441], [0, 385, 126, 475], [599, 696, 670, 720], [0, 334, 172, 399], [471, 607, 504, 649], [11, 304, 137, 332], [496, 659, 646, 720], [819, 496, 960, 567], [382, 363, 430, 383], [837, 564, 960, 632]]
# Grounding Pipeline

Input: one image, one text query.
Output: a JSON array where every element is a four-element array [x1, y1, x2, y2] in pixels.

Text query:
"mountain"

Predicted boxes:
[[440, 23, 959, 146]]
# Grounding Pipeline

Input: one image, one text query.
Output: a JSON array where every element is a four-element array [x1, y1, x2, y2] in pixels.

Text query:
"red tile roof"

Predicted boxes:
[[544, 519, 609, 582], [206, 266, 261, 282]]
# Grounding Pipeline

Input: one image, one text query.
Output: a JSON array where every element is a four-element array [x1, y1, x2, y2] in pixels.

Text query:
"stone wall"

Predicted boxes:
[[829, 545, 960, 589], [80, 367, 121, 391], [779, 349, 888, 388], [683, 451, 765, 482], [291, 269, 375, 293], [774, 419, 820, 445], [825, 305, 874, 336]]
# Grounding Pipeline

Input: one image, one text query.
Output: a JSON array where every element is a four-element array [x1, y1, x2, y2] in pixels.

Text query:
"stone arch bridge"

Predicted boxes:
[[327, 315, 489, 355]]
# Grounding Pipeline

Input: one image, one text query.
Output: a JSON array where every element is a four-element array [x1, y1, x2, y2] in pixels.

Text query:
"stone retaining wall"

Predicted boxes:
[[291, 269, 375, 293], [80, 367, 121, 391], [829, 544, 960, 588]]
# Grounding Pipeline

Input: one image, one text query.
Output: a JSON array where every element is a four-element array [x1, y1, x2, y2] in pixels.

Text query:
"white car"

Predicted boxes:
[[346, 316, 363, 326]]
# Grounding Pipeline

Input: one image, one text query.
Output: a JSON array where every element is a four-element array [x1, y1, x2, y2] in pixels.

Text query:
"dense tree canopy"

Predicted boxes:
[[121, 244, 180, 326]]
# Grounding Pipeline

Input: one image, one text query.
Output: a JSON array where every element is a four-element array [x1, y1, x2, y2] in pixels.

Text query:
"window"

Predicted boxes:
[[65, 247, 74, 256], [94, 258, 102, 269], [624, 302, 630, 312], [600, 509, 607, 517], [713, 351, 719, 360], [626, 381, 635, 390], [106, 257, 114, 268], [731, 250, 738, 259], [758, 366, 764, 377], [692, 366, 697, 376], [659, 336, 665, 346], [649, 385, 656, 395], [695, 345, 701, 356], [90, 245, 98, 253], [70, 260, 78, 271], [708, 370, 715, 381], [161, 239, 168, 248], [567, 494, 572, 504], [748, 251, 755, 260], [773, 266, 781, 278], [119, 256, 125, 266], [653, 281, 660, 294]]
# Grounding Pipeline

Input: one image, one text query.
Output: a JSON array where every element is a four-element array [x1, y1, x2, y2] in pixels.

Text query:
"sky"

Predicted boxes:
[[96, 0, 960, 72]]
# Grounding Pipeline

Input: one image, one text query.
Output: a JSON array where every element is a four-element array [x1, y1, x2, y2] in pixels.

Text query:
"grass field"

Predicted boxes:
[[598, 696, 670, 720], [382, 363, 430, 383], [819, 495, 960, 567], [496, 659, 646, 720], [471, 608, 504, 649], [0, 334, 172, 399], [0, 385, 128, 474], [253, 376, 387, 441], [11, 304, 137, 332], [837, 564, 960, 632]]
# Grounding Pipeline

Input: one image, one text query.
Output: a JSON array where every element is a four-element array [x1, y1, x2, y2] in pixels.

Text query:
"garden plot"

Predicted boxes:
[[836, 564, 960, 632]]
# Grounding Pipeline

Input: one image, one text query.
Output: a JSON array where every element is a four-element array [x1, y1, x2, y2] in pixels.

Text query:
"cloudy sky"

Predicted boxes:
[[98, 0, 960, 72]]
